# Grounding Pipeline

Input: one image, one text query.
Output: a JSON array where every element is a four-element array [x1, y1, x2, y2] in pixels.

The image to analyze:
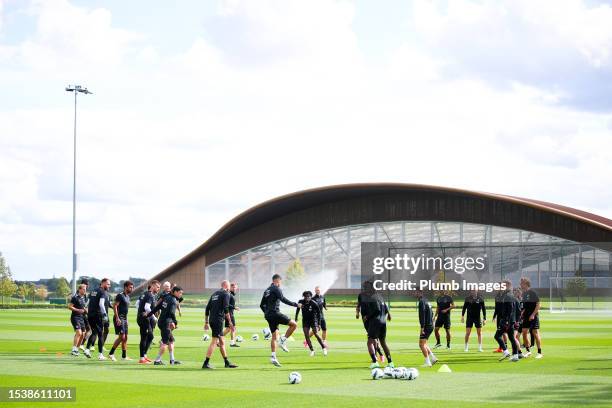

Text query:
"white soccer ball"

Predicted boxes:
[[289, 372, 302, 384], [262, 328, 271, 339], [236, 335, 243, 343], [202, 334, 210, 341], [383, 366, 395, 378], [371, 368, 384, 380], [408, 367, 419, 380], [393, 367, 408, 379], [251, 334, 259, 341]]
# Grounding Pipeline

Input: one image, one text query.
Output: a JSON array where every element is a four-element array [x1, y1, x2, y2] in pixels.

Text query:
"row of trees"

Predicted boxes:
[[0, 252, 72, 304], [1, 252, 148, 304], [0, 252, 18, 304]]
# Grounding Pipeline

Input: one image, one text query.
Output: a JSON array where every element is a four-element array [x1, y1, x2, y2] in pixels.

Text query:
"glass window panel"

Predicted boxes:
[[206, 263, 225, 287], [404, 222, 432, 242], [462, 223, 487, 243]]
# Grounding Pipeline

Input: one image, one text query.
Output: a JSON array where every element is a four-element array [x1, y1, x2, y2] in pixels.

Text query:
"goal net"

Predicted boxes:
[[549, 276, 612, 313]]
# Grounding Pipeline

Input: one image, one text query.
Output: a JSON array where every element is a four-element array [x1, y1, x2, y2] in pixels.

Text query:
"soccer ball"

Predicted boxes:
[[371, 368, 384, 380], [262, 328, 271, 340], [236, 335, 243, 343], [202, 334, 210, 341], [383, 366, 395, 378], [289, 372, 302, 384], [408, 367, 419, 380], [251, 334, 259, 341], [393, 367, 408, 379]]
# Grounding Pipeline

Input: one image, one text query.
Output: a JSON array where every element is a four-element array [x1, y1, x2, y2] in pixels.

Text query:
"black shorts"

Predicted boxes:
[[367, 320, 387, 340], [362, 318, 368, 331], [265, 312, 290, 333], [210, 319, 224, 338], [158, 321, 175, 345], [71, 315, 86, 331], [319, 317, 327, 331], [521, 315, 540, 330], [420, 325, 434, 340], [466, 316, 482, 329], [435, 313, 451, 329], [224, 314, 236, 328], [302, 319, 319, 331], [114, 316, 128, 335]]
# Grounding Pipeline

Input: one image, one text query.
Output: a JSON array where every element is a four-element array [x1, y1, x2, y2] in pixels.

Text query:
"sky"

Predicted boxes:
[[1, 0, 611, 282]]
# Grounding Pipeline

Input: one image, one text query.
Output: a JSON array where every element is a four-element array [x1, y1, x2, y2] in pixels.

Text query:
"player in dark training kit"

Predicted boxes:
[[147, 286, 183, 365], [137, 280, 160, 364], [461, 289, 486, 352], [222, 282, 240, 347], [68, 284, 88, 357], [311, 286, 328, 345], [494, 280, 520, 362], [434, 291, 455, 349], [108, 281, 134, 361], [356, 281, 385, 363], [492, 286, 508, 353], [260, 274, 301, 367], [203, 280, 238, 369], [416, 290, 438, 367], [520, 277, 543, 359], [78, 278, 92, 353], [85, 278, 111, 360], [296, 291, 327, 356], [365, 290, 393, 369]]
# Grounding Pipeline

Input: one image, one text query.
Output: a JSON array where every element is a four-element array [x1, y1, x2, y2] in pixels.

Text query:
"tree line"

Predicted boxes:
[[0, 252, 146, 304]]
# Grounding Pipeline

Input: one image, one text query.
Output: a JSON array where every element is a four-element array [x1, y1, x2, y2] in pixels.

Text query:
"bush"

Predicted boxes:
[[0, 304, 66, 309]]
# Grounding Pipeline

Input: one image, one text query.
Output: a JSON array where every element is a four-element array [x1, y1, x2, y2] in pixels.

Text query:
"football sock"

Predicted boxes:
[[122, 349, 126, 359], [169, 351, 174, 361], [370, 352, 377, 363], [109, 346, 116, 356]]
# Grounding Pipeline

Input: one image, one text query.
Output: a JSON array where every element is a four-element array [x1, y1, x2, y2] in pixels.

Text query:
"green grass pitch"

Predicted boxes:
[[1, 307, 611, 407]]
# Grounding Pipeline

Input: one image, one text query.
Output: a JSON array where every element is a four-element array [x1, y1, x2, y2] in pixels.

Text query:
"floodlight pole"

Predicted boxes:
[[65, 85, 92, 294]]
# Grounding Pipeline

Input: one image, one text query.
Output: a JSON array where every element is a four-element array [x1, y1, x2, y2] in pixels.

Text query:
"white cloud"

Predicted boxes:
[[411, 0, 612, 110]]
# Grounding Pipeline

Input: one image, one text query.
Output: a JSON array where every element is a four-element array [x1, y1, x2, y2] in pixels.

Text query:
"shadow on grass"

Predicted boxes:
[[495, 382, 612, 406]]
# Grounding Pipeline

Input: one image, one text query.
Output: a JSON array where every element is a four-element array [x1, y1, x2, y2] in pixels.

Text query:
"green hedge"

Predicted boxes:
[[0, 304, 68, 310]]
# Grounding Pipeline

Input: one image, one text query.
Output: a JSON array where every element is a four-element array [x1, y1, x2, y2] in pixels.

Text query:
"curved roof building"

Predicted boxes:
[[142, 183, 612, 293]]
